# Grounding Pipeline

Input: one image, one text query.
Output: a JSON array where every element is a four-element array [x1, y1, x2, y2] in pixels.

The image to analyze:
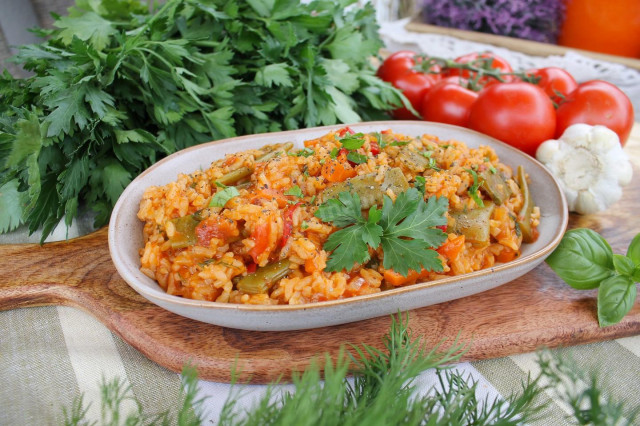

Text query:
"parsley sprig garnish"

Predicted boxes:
[[315, 189, 448, 276]]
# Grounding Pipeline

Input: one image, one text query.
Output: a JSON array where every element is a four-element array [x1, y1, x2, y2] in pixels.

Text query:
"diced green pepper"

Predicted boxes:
[[237, 260, 291, 294], [479, 169, 512, 205], [168, 215, 200, 249], [448, 202, 495, 245], [317, 167, 409, 209]]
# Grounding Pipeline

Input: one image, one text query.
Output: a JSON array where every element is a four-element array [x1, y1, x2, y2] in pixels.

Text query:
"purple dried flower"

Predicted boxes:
[[422, 0, 565, 44]]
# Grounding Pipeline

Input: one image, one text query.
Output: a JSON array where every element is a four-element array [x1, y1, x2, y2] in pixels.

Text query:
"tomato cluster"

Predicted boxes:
[[378, 51, 634, 155]]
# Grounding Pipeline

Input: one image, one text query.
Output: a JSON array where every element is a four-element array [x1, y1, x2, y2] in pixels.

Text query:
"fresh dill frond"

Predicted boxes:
[[61, 314, 637, 426]]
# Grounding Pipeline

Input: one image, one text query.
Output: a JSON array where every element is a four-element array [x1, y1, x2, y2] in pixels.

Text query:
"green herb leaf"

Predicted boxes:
[[209, 187, 240, 208], [316, 188, 446, 276], [414, 176, 426, 195], [315, 191, 363, 228], [381, 237, 443, 277], [323, 225, 374, 272], [285, 185, 303, 198], [0, 180, 27, 233], [613, 254, 636, 278], [254, 63, 293, 88], [339, 133, 365, 150], [545, 228, 615, 289], [55, 12, 117, 51], [379, 189, 447, 276], [627, 233, 640, 266], [466, 168, 484, 207], [346, 151, 368, 164], [597, 275, 637, 327]]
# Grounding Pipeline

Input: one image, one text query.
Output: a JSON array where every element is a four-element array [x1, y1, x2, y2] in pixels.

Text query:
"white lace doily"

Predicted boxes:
[[380, 19, 640, 121]]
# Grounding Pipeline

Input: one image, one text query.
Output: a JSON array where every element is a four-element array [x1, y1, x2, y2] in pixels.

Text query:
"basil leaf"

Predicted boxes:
[[634, 267, 640, 283], [597, 274, 636, 327], [626, 233, 640, 266], [613, 254, 636, 278], [545, 228, 614, 289]]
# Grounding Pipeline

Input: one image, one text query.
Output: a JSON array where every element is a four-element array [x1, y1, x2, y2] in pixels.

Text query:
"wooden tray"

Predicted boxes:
[[1, 126, 639, 384]]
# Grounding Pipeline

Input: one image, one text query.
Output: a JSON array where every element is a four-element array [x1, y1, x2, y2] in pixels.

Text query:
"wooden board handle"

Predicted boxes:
[[0, 227, 147, 311]]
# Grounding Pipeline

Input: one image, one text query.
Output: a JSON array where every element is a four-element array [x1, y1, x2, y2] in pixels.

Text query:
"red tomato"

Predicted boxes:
[[526, 67, 578, 103], [376, 50, 416, 82], [555, 80, 634, 146], [389, 71, 439, 119], [447, 52, 513, 87], [468, 83, 556, 156], [421, 81, 478, 127]]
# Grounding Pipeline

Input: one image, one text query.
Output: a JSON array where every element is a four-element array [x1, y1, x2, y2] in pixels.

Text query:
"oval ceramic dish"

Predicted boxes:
[[109, 121, 568, 331]]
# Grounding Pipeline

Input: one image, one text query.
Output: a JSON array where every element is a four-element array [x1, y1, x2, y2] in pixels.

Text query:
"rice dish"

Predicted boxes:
[[137, 128, 540, 305]]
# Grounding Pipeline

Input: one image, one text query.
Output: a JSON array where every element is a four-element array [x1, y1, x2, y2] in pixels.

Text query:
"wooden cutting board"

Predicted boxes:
[[1, 126, 639, 384]]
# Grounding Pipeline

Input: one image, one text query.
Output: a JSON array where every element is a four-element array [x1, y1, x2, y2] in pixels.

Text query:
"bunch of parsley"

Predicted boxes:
[[0, 0, 406, 241]]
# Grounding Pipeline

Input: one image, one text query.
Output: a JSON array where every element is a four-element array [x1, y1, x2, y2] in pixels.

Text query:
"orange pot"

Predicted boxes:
[[558, 0, 640, 58]]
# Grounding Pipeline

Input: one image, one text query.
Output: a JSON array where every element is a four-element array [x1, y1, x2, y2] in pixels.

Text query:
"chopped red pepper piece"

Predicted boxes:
[[337, 126, 354, 137], [280, 202, 301, 248], [248, 222, 271, 264], [370, 141, 380, 155], [246, 262, 257, 273]]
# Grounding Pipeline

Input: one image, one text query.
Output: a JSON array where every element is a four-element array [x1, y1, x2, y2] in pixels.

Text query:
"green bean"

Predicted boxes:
[[237, 260, 291, 294], [214, 142, 294, 186], [215, 167, 253, 186], [516, 166, 535, 243], [256, 142, 294, 162]]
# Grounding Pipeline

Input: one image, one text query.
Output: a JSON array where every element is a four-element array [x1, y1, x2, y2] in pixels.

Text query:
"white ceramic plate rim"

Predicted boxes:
[[108, 121, 568, 326]]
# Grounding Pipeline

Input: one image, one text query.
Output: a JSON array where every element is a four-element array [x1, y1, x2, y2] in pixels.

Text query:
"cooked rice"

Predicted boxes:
[[137, 128, 540, 305]]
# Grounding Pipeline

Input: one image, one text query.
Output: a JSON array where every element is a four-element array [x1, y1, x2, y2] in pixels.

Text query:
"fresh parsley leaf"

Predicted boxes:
[[466, 168, 484, 207], [254, 63, 293, 88], [330, 148, 339, 159], [285, 185, 303, 198], [383, 192, 448, 247], [414, 176, 426, 195], [339, 133, 365, 150], [316, 189, 447, 276], [315, 191, 363, 228], [379, 189, 447, 276], [0, 179, 27, 233], [209, 186, 240, 208], [323, 225, 373, 272], [381, 237, 443, 278], [346, 151, 368, 164]]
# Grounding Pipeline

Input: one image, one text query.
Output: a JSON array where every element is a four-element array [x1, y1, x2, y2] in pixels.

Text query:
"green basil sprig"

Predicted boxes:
[[546, 229, 640, 327]]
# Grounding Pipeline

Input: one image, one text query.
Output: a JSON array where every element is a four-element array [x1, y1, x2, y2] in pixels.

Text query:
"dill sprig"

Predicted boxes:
[[62, 314, 637, 425]]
